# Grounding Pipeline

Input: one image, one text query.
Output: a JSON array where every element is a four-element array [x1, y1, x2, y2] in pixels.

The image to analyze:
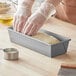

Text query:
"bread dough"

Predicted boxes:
[[32, 32, 60, 44]]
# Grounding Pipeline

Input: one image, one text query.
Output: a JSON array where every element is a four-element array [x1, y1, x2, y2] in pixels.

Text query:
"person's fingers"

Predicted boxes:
[[13, 15, 20, 31], [22, 18, 32, 34], [21, 20, 29, 33], [17, 21, 25, 32], [13, 16, 17, 31], [15, 18, 20, 31], [27, 24, 37, 36], [22, 22, 42, 36], [31, 25, 40, 36], [14, 17, 20, 31], [32, 24, 43, 36], [24, 23, 33, 35], [17, 16, 27, 32]]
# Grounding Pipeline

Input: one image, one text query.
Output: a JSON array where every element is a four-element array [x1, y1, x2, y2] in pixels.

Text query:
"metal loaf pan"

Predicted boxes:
[[8, 27, 71, 57]]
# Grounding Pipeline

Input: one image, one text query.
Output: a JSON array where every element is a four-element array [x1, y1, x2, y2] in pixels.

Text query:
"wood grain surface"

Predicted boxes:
[[0, 17, 76, 76]]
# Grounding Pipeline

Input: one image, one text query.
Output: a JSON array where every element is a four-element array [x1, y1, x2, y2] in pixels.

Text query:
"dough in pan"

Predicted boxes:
[[32, 32, 60, 44]]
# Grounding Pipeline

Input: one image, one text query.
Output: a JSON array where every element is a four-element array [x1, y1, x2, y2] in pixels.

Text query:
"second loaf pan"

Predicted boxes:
[[8, 27, 71, 57]]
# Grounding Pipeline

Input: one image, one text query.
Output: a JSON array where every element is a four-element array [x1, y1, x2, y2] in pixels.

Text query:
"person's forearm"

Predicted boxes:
[[36, 1, 56, 18], [36, 0, 62, 18], [18, 0, 35, 9], [45, 0, 62, 7]]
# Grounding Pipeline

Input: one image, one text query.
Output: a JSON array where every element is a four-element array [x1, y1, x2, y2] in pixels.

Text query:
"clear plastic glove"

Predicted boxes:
[[13, 0, 34, 32], [22, 12, 46, 36], [22, 1, 56, 36]]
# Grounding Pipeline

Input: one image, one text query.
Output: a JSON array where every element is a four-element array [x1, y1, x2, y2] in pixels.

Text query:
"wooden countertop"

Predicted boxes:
[[0, 17, 76, 76]]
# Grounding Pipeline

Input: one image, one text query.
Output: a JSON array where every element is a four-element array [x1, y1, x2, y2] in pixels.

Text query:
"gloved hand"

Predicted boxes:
[[22, 1, 56, 36], [22, 12, 46, 36], [13, 0, 34, 32]]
